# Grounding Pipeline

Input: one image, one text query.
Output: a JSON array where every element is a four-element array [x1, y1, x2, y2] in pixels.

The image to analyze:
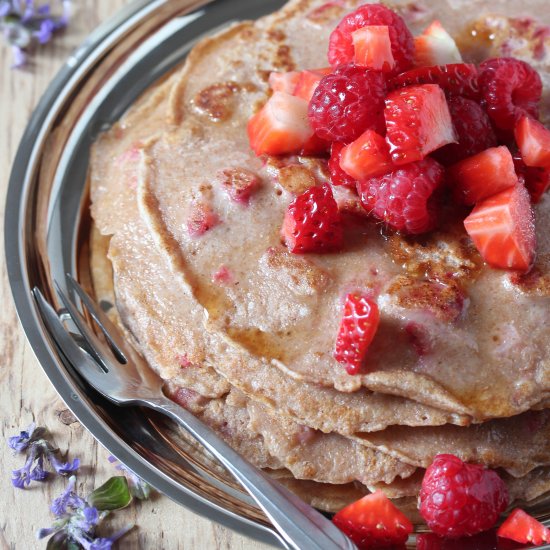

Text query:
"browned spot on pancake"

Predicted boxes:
[[277, 164, 317, 194], [387, 233, 482, 283], [509, 255, 550, 296], [306, 2, 346, 25], [264, 247, 330, 296], [267, 29, 286, 42], [192, 81, 240, 122], [387, 275, 466, 322], [257, 69, 272, 83], [273, 45, 295, 71]]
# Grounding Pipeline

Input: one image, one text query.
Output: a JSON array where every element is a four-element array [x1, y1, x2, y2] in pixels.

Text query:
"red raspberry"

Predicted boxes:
[[479, 57, 542, 131], [357, 157, 444, 234], [328, 142, 357, 189], [433, 97, 497, 166], [419, 454, 509, 538], [328, 4, 414, 73], [389, 64, 480, 100], [309, 64, 386, 143], [513, 151, 550, 203], [281, 183, 343, 253]]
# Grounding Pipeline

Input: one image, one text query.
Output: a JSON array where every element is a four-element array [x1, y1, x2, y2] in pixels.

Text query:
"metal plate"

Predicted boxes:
[[5, 0, 550, 548]]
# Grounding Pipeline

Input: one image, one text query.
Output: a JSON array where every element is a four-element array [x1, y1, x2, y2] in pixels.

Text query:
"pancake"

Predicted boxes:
[[89, 0, 550, 523], [118, 0, 550, 420]]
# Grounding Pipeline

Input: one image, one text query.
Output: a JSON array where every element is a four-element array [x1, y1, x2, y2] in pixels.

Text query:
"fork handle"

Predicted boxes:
[[143, 396, 356, 550]]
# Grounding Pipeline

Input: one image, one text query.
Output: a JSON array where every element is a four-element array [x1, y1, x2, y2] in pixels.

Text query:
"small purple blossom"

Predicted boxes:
[[39, 476, 134, 549], [7, 423, 80, 489], [0, 0, 72, 67]]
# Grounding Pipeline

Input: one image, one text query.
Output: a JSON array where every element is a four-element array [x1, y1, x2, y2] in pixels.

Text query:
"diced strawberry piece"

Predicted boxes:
[[268, 71, 301, 94], [497, 509, 550, 545], [464, 183, 536, 272], [340, 129, 393, 181], [300, 132, 331, 156], [384, 84, 456, 165], [334, 293, 380, 375], [352, 25, 396, 72], [221, 168, 261, 205], [294, 68, 332, 102], [414, 20, 463, 67], [515, 116, 550, 169], [187, 202, 219, 237], [389, 64, 480, 100], [282, 183, 343, 253], [247, 92, 314, 156], [449, 146, 518, 205], [332, 489, 412, 548]]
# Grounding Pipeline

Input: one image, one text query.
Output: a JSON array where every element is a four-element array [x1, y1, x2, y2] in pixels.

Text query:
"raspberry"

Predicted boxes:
[[419, 454, 509, 538], [308, 64, 386, 143], [328, 142, 357, 189], [328, 4, 414, 73], [389, 64, 480, 100], [357, 157, 444, 234], [433, 97, 497, 165], [281, 183, 343, 253], [479, 57, 542, 131]]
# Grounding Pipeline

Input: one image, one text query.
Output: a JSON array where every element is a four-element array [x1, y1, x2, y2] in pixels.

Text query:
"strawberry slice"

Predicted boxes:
[[497, 509, 550, 545], [352, 26, 396, 72], [282, 183, 343, 253], [464, 183, 536, 272], [384, 83, 456, 165], [449, 146, 518, 205], [340, 129, 393, 181], [268, 71, 301, 94], [332, 490, 413, 548], [334, 293, 380, 375], [390, 63, 480, 99], [294, 68, 332, 102], [414, 20, 463, 67], [247, 92, 314, 156], [515, 116, 550, 169], [513, 151, 550, 203]]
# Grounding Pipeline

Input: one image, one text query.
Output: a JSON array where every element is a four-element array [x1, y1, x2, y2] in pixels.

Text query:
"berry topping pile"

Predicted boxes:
[[246, 2, 550, 377]]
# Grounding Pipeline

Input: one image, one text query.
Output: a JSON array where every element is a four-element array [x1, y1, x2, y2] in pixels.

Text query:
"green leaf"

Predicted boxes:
[[88, 476, 132, 511]]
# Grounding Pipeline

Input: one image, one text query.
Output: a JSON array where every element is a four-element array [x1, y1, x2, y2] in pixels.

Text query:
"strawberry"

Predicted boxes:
[[293, 68, 332, 102], [515, 116, 550, 169], [282, 183, 343, 253], [332, 489, 413, 548], [414, 20, 463, 67], [247, 92, 314, 156], [449, 146, 518, 205], [340, 129, 393, 181], [268, 71, 301, 94], [334, 293, 380, 375], [221, 168, 261, 205], [464, 183, 536, 272], [352, 25, 396, 72], [384, 84, 456, 165], [497, 509, 550, 545]]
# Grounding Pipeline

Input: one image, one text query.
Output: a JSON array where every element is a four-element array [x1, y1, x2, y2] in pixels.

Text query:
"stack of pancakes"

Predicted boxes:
[[89, 0, 550, 518]]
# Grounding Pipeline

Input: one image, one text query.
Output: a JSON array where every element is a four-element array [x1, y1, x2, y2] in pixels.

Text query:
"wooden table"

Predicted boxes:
[[0, 2, 270, 548]]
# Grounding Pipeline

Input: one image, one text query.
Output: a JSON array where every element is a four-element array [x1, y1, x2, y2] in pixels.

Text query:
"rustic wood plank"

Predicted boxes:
[[0, 2, 271, 548]]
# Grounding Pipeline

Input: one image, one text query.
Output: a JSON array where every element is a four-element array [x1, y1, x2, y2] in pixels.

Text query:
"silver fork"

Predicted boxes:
[[32, 275, 358, 550]]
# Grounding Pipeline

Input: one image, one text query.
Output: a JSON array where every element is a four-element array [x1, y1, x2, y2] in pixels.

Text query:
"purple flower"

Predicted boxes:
[[33, 17, 55, 43], [51, 476, 87, 516], [0, 1, 11, 17], [50, 454, 81, 475], [8, 423, 40, 453], [87, 525, 134, 550]]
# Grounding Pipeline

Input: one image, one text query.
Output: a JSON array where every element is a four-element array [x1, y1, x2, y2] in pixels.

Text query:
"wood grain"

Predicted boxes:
[[0, 2, 270, 548]]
